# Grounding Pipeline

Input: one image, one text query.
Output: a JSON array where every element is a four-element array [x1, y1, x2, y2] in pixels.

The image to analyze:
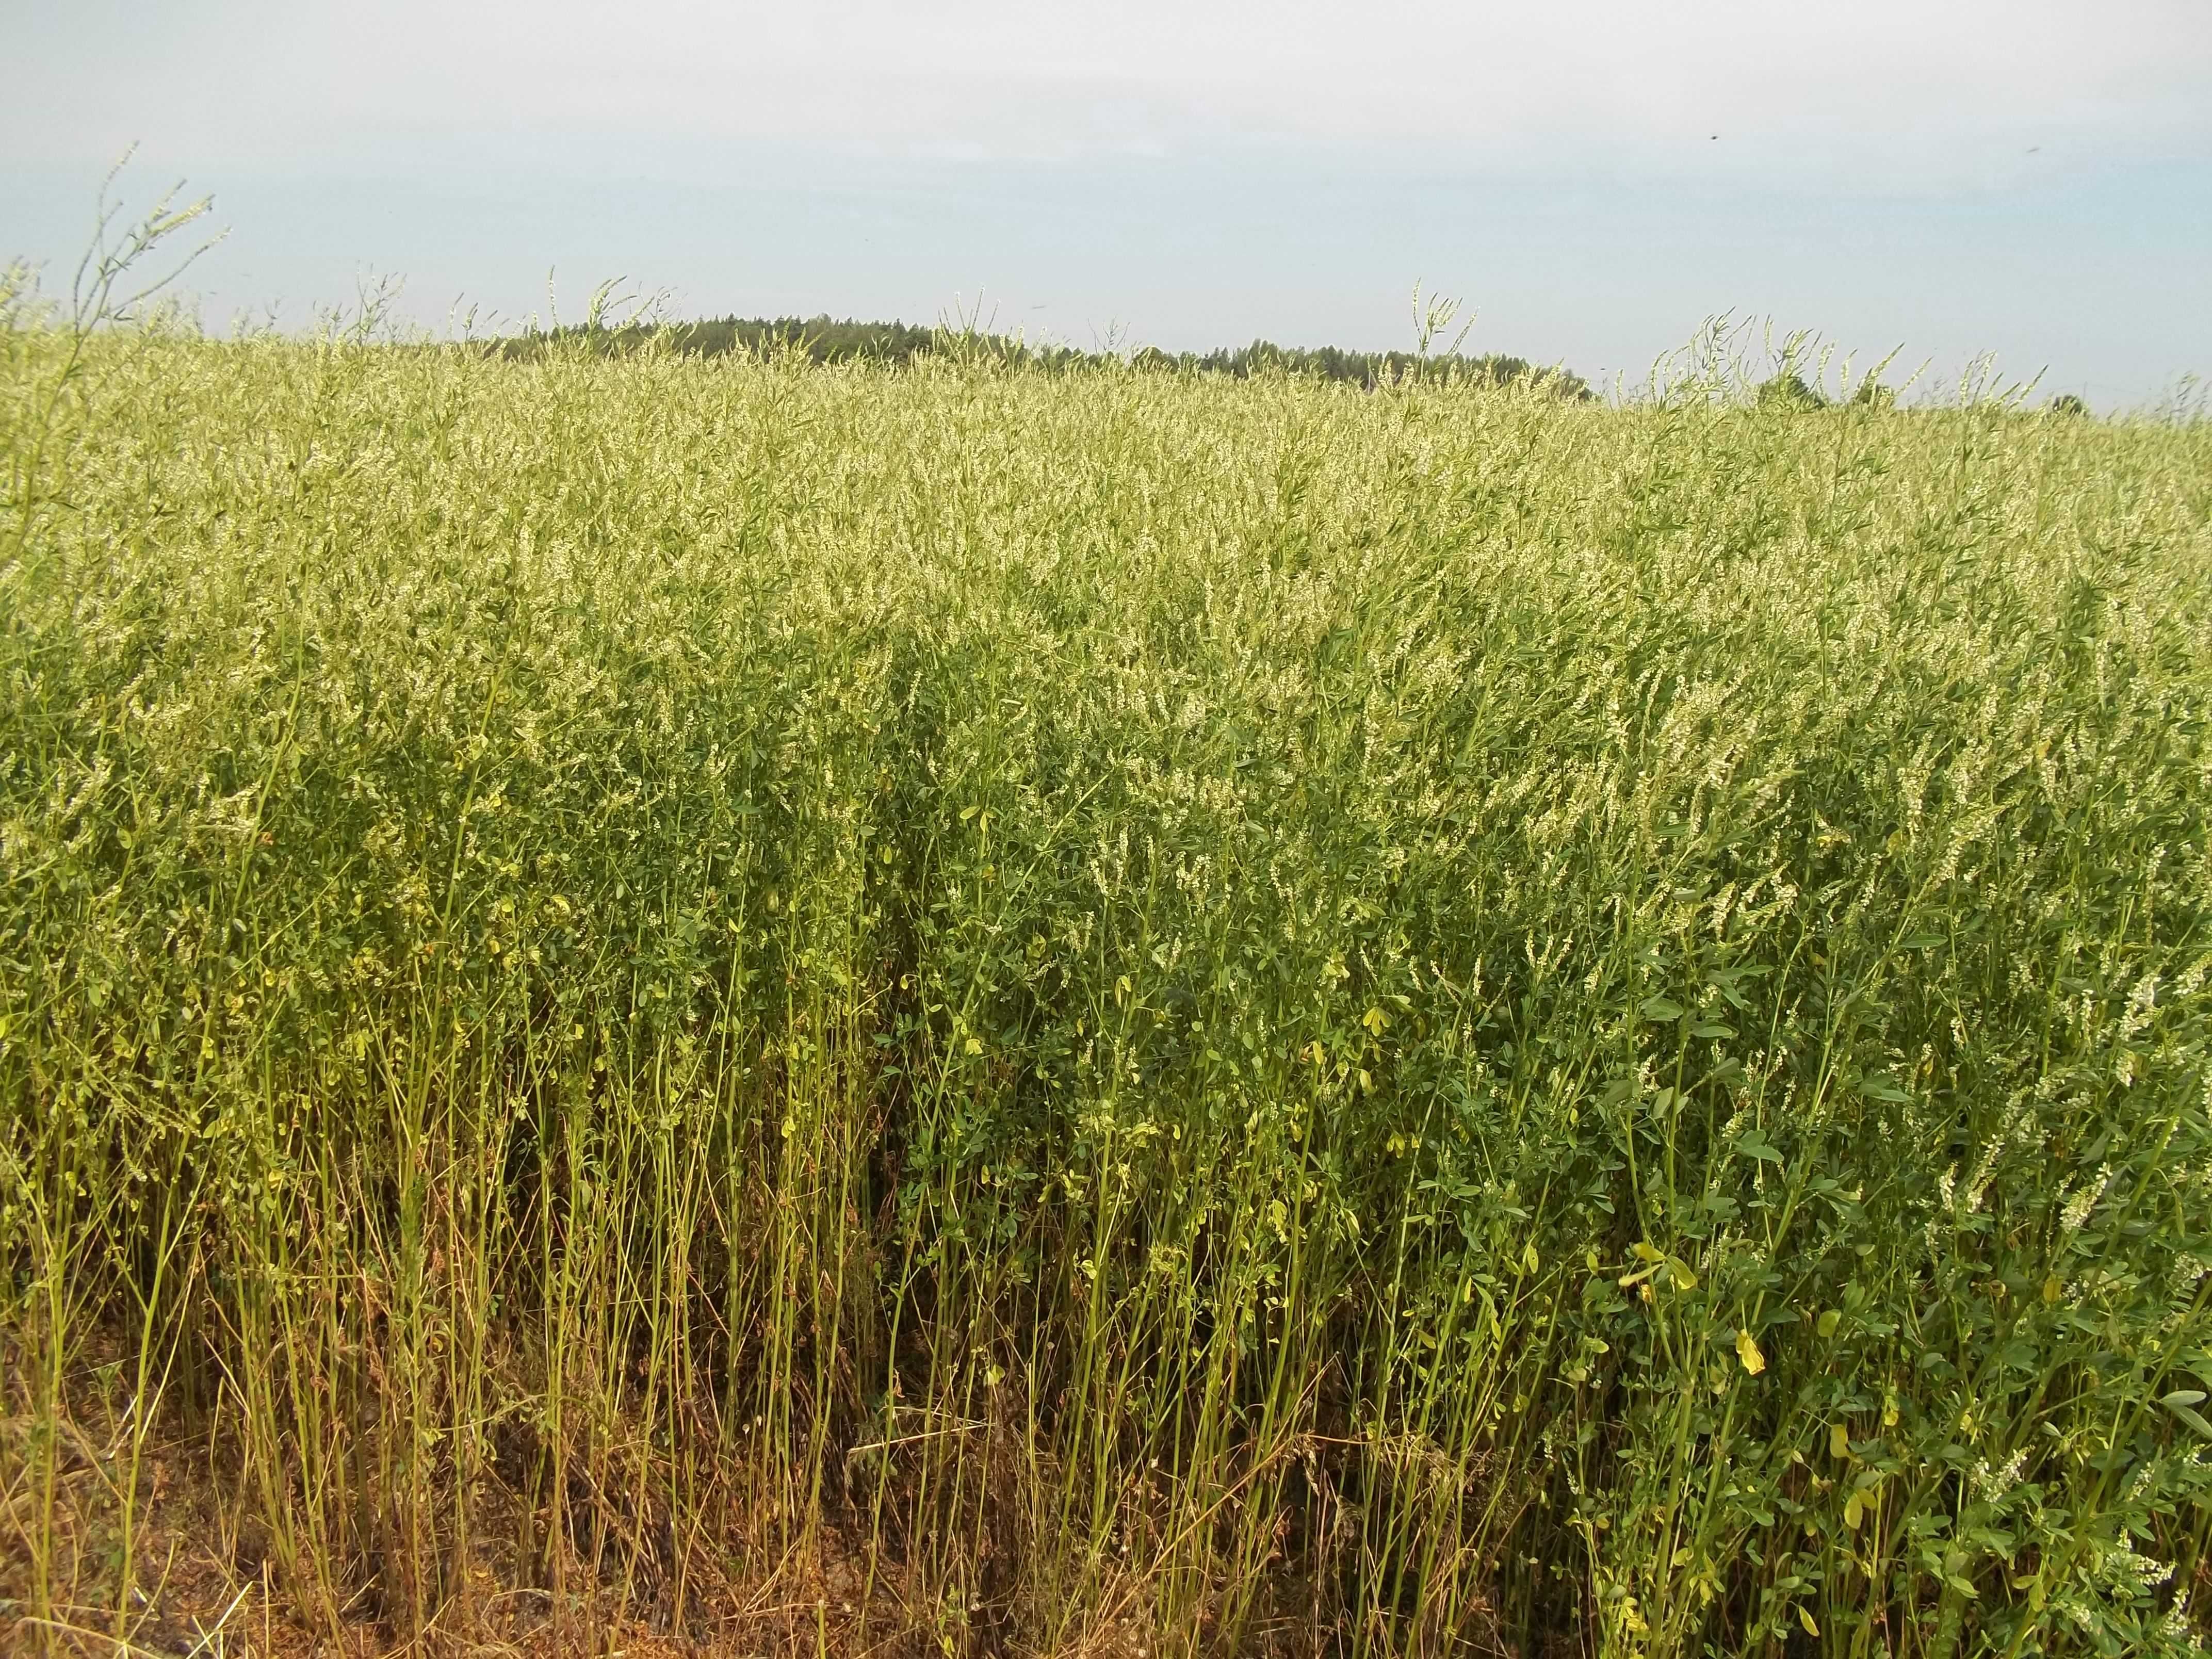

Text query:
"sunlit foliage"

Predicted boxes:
[[4, 306, 2211, 1655]]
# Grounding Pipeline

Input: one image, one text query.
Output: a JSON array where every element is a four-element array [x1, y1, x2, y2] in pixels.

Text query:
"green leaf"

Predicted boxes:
[[2163, 1399, 2212, 1438], [1735, 1129, 1784, 1165]]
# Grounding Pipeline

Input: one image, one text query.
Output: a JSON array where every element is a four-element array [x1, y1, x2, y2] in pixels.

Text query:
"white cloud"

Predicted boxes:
[[13, 0, 2210, 185]]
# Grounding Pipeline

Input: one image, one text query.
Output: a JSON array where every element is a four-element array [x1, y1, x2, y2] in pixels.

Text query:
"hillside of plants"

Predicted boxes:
[[503, 308, 1595, 397], [5, 284, 2212, 1657]]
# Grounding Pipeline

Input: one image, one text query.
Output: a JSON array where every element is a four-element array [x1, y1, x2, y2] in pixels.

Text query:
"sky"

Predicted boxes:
[[6, 1, 2210, 407]]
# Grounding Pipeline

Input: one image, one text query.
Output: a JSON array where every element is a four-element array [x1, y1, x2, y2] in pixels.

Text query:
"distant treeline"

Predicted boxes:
[[501, 313, 1593, 397]]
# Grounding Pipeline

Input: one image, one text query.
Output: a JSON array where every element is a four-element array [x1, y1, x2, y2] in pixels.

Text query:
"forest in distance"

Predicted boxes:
[[500, 308, 1599, 397]]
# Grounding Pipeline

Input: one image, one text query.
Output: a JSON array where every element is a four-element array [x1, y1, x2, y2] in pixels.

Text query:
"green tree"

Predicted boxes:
[[1755, 370, 1827, 411]]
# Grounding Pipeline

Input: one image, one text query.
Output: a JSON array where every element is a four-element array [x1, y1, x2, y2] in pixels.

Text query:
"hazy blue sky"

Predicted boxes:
[[6, 1, 2209, 405]]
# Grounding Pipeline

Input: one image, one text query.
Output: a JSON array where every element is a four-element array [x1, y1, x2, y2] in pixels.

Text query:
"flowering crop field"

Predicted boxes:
[[5, 318, 2212, 1657]]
